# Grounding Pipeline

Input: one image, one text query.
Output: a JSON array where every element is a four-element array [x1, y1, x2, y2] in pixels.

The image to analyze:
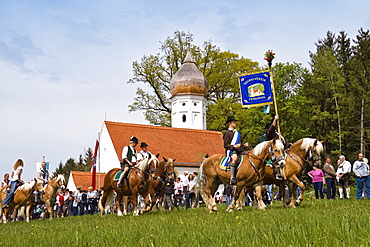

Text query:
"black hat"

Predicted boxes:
[[140, 142, 148, 148], [130, 136, 138, 143], [226, 116, 238, 123]]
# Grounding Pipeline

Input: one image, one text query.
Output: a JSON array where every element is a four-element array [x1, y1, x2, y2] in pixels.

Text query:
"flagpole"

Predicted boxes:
[[265, 50, 281, 135]]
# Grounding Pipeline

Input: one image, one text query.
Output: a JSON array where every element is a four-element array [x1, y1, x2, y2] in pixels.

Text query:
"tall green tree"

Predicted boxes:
[[128, 30, 259, 128]]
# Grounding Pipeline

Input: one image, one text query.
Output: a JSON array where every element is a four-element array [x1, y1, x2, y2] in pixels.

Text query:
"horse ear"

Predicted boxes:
[[313, 140, 318, 146], [173, 158, 176, 162], [34, 178, 37, 183], [320, 140, 324, 143], [156, 153, 160, 158], [163, 157, 168, 162]]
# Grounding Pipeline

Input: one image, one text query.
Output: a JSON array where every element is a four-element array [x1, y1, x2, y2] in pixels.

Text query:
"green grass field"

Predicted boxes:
[[1, 195, 370, 247]]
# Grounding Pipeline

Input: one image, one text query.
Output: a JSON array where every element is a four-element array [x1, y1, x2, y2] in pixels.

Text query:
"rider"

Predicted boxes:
[[35, 161, 50, 202], [2, 159, 24, 208], [137, 142, 151, 163], [117, 136, 138, 187], [223, 116, 249, 185], [259, 115, 287, 180], [1, 173, 10, 193]]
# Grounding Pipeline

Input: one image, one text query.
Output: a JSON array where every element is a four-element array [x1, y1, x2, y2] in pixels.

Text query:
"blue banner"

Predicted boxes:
[[239, 71, 273, 108]]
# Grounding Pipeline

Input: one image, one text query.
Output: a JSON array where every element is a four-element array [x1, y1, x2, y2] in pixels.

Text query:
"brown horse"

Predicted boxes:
[[1, 179, 44, 223], [98, 154, 160, 216], [200, 139, 285, 212], [264, 138, 323, 207], [143, 157, 176, 212], [27, 174, 66, 220]]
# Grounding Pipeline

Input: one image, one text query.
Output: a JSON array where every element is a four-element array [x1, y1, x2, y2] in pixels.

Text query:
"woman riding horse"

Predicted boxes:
[[200, 139, 285, 213], [1, 178, 44, 223]]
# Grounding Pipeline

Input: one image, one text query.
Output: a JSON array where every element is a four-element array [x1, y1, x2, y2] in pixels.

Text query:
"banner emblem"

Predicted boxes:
[[239, 71, 273, 108]]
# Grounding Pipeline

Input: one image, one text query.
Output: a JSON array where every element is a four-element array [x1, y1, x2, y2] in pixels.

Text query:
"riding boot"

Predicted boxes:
[[230, 164, 237, 185], [117, 169, 128, 187]]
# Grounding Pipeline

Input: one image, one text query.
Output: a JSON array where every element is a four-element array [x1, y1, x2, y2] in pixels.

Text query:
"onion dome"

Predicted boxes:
[[170, 44, 209, 98]]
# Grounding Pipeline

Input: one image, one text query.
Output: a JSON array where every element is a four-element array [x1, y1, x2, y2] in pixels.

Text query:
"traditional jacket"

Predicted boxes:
[[223, 128, 247, 156]]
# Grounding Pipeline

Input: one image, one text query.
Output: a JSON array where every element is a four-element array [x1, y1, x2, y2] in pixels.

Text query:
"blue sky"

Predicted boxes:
[[0, 0, 369, 181]]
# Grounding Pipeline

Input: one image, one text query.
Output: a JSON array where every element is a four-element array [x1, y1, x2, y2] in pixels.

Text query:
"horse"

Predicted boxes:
[[98, 154, 160, 216], [1, 178, 44, 223], [263, 138, 323, 208], [27, 174, 65, 220], [143, 157, 176, 212], [199, 139, 285, 213]]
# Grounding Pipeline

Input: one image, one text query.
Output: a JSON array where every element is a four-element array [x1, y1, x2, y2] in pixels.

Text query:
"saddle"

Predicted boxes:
[[220, 156, 244, 171], [114, 169, 132, 181]]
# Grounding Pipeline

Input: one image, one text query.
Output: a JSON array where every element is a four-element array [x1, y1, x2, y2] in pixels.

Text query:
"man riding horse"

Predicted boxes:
[[259, 115, 289, 180], [223, 116, 249, 185], [117, 136, 138, 187]]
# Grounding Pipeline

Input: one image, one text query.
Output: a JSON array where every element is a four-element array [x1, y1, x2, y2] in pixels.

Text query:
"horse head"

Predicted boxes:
[[266, 139, 286, 167], [56, 174, 66, 189], [163, 157, 176, 182], [34, 178, 45, 193], [300, 138, 323, 166], [147, 154, 160, 180]]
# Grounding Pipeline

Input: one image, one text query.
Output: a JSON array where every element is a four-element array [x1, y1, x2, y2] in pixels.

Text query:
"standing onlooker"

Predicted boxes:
[[188, 174, 196, 208], [179, 171, 190, 209], [56, 190, 64, 218], [163, 182, 174, 210], [323, 157, 337, 199], [337, 155, 352, 199], [72, 186, 82, 216], [223, 184, 233, 207], [191, 172, 200, 208], [87, 186, 98, 214], [63, 189, 73, 217], [80, 190, 88, 215], [352, 153, 370, 199], [173, 177, 183, 207], [308, 165, 325, 199]]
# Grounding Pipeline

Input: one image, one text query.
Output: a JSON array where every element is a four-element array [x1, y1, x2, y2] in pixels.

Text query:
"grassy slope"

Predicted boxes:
[[1, 197, 369, 247]]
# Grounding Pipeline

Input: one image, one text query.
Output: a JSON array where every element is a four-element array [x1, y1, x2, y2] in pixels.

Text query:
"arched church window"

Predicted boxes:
[[182, 114, 186, 122]]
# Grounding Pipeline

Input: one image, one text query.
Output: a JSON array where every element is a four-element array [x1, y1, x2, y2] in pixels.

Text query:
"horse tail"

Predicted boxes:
[[198, 158, 209, 206], [98, 188, 114, 216]]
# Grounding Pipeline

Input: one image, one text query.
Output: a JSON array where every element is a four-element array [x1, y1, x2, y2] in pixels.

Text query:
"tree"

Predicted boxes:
[[52, 148, 93, 185], [128, 30, 259, 128]]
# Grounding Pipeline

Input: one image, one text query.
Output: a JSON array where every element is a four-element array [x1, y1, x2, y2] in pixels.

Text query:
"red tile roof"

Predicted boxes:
[[70, 171, 106, 190], [105, 121, 224, 165]]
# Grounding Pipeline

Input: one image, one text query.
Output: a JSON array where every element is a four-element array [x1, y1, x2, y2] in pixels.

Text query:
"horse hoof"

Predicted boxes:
[[117, 211, 123, 217]]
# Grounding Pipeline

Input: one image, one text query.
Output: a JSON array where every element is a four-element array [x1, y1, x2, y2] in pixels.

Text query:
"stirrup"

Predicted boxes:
[[276, 174, 283, 180], [230, 177, 237, 185]]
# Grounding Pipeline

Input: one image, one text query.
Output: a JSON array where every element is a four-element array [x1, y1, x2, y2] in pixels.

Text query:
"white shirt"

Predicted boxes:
[[11, 166, 23, 182], [337, 160, 351, 174], [179, 174, 189, 187], [122, 145, 137, 163], [137, 150, 152, 162]]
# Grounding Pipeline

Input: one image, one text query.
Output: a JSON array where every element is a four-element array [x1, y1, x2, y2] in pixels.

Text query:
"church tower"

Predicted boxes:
[[170, 44, 208, 130]]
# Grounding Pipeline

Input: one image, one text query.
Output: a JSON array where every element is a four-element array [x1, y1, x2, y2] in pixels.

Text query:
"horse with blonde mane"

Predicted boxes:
[[200, 139, 285, 212], [264, 138, 323, 207], [143, 157, 176, 212], [27, 174, 65, 220], [98, 154, 160, 216], [1, 178, 44, 223]]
